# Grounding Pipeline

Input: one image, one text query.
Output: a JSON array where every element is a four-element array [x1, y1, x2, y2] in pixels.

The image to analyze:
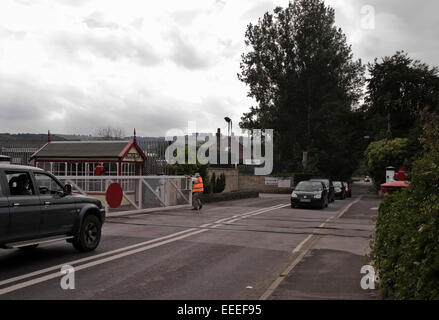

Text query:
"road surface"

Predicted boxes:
[[0, 182, 379, 299]]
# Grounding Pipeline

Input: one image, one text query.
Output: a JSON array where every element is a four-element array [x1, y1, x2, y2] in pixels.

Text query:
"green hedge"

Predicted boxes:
[[369, 155, 439, 299]]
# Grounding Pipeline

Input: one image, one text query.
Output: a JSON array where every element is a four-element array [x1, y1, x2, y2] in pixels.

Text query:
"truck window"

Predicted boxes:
[[6, 171, 35, 196], [34, 172, 64, 195]]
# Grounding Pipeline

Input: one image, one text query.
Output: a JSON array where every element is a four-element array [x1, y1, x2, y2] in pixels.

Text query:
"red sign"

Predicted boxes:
[[105, 183, 123, 208]]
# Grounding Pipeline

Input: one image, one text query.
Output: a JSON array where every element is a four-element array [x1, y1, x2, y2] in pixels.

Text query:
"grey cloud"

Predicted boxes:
[[0, 25, 27, 40], [168, 31, 212, 70], [218, 38, 241, 58], [0, 76, 55, 122], [48, 0, 89, 7], [337, 0, 439, 67], [0, 71, 215, 136], [171, 9, 205, 26], [241, 1, 275, 21], [51, 32, 161, 67], [83, 19, 119, 30]]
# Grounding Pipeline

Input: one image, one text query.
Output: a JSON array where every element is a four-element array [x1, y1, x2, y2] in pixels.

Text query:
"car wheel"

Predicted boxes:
[[18, 244, 39, 251], [73, 215, 102, 253]]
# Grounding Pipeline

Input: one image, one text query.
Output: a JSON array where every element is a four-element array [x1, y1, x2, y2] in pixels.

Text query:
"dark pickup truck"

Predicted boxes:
[[0, 157, 105, 252]]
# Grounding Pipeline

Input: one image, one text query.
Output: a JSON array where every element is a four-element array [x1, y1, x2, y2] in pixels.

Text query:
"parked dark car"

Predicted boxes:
[[309, 178, 335, 202], [343, 181, 352, 198], [333, 181, 346, 199], [0, 161, 105, 252], [291, 181, 328, 209]]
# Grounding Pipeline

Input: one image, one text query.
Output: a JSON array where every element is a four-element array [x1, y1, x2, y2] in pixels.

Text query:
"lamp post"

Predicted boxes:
[[224, 117, 232, 136], [224, 117, 232, 166]]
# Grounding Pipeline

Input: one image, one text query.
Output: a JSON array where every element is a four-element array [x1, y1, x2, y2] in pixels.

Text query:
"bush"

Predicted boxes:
[[209, 172, 226, 193], [216, 173, 226, 193], [210, 173, 216, 193], [369, 155, 439, 299], [364, 138, 413, 190]]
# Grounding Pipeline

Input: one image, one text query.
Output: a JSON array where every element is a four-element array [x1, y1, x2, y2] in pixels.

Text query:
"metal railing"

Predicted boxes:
[[56, 175, 192, 216]]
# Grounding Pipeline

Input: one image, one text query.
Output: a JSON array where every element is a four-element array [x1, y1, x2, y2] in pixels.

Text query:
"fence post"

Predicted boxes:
[[138, 178, 143, 209], [105, 179, 109, 214]]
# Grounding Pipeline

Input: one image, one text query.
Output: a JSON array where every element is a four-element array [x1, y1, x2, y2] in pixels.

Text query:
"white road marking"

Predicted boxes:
[[0, 203, 288, 295], [292, 234, 313, 253], [260, 196, 364, 300], [0, 204, 286, 288]]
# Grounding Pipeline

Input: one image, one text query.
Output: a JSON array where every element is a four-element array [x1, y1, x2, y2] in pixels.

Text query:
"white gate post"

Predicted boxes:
[[138, 178, 143, 209]]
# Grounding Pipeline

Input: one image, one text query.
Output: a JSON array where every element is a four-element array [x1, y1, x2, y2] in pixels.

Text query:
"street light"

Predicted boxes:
[[224, 117, 232, 136], [224, 117, 232, 166]]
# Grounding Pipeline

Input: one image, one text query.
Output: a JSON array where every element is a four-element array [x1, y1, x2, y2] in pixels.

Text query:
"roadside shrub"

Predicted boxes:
[[210, 172, 226, 193], [364, 138, 413, 190], [210, 173, 216, 193], [216, 173, 226, 193], [369, 155, 439, 299]]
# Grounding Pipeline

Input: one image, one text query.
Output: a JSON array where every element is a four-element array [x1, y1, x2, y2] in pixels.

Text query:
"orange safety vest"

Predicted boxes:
[[193, 177, 204, 193]]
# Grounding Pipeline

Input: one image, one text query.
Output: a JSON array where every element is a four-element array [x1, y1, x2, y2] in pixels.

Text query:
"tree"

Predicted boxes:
[[95, 127, 126, 140], [238, 0, 365, 177], [365, 51, 439, 141], [364, 138, 415, 190]]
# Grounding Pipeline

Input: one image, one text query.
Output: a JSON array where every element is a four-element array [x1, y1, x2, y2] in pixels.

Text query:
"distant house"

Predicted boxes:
[[30, 136, 147, 177]]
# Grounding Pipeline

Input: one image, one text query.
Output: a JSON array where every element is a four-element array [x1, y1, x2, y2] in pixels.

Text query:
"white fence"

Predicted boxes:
[[56, 175, 193, 216]]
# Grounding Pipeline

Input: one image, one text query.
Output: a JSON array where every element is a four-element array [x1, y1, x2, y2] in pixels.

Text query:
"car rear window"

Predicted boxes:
[[296, 181, 322, 191], [310, 179, 329, 187]]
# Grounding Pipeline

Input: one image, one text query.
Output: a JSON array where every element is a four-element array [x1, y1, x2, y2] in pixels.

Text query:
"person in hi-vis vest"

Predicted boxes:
[[189, 173, 204, 210]]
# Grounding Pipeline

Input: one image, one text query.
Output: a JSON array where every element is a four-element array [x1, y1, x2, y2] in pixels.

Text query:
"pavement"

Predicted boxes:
[[0, 181, 381, 300], [267, 183, 381, 300]]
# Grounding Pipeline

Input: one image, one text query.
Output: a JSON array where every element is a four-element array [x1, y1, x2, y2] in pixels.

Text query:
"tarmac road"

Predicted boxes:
[[0, 182, 379, 300]]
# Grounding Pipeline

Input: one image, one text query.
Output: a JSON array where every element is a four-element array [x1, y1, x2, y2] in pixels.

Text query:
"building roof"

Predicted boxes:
[[31, 140, 146, 160]]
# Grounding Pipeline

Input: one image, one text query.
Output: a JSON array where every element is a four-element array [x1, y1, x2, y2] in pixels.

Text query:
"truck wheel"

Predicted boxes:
[[73, 215, 102, 252], [18, 244, 39, 251]]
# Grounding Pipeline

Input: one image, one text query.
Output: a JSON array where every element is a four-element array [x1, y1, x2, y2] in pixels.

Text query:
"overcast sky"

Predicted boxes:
[[0, 0, 438, 137]]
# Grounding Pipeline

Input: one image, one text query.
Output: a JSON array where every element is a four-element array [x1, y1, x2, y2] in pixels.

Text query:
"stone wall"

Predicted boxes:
[[207, 168, 293, 193], [207, 167, 239, 192]]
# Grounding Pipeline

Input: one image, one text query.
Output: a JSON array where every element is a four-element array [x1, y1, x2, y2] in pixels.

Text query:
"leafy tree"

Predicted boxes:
[[238, 0, 365, 178], [364, 138, 415, 190], [365, 51, 439, 141]]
